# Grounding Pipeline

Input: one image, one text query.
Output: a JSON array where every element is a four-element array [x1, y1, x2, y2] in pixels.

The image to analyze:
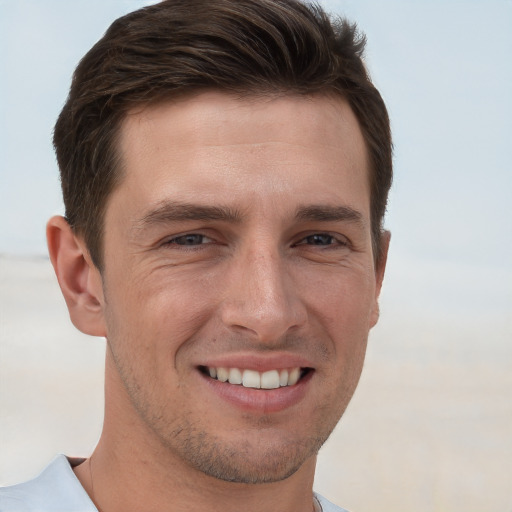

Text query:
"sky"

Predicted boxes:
[[1, 0, 511, 321]]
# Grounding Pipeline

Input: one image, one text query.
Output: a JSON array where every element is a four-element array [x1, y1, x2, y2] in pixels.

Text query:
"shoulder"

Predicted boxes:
[[315, 492, 350, 512], [0, 455, 96, 512]]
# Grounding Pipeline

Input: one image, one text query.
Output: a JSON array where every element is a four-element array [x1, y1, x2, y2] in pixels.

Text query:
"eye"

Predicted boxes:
[[165, 234, 213, 246], [304, 234, 336, 245], [296, 233, 347, 247]]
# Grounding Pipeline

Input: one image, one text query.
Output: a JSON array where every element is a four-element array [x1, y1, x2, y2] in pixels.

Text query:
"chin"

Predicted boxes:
[[187, 446, 317, 484], [166, 424, 327, 484]]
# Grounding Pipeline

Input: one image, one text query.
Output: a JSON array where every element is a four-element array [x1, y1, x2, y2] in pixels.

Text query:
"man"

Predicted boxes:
[[0, 0, 391, 510]]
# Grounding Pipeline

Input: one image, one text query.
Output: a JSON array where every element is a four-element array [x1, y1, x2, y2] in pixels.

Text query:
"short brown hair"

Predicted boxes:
[[54, 0, 392, 269]]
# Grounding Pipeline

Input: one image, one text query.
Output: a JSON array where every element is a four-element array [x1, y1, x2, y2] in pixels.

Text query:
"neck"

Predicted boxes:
[[75, 436, 317, 512]]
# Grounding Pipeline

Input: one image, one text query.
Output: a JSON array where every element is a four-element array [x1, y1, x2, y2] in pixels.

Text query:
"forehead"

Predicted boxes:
[[113, 92, 370, 219], [121, 92, 366, 159]]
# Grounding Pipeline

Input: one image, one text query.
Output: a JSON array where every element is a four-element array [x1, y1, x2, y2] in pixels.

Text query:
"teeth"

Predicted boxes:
[[261, 370, 280, 389], [228, 368, 242, 385], [205, 366, 304, 388], [288, 367, 300, 386], [217, 367, 229, 382], [242, 369, 261, 388]]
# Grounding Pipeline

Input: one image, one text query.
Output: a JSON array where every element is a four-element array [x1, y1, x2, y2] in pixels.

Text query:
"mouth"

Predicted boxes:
[[198, 366, 313, 390]]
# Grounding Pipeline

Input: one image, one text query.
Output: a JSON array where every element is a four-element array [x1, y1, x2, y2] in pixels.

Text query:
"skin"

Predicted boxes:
[[47, 92, 389, 512]]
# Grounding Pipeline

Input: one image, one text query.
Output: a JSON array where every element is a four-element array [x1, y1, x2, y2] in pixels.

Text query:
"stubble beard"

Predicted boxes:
[[160, 417, 331, 484], [107, 357, 364, 485], [119, 369, 351, 485], [108, 347, 348, 485]]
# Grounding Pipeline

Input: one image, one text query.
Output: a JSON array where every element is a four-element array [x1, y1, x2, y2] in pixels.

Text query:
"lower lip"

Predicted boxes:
[[199, 370, 313, 414]]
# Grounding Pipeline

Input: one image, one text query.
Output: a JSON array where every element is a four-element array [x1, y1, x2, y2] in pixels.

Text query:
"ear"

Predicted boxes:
[[369, 230, 391, 328], [46, 216, 107, 337]]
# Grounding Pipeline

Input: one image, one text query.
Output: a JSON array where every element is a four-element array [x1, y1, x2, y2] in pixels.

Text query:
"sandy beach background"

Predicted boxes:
[[1, 254, 510, 512]]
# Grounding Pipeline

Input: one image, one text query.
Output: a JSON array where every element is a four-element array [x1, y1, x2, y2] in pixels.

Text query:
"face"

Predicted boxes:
[[96, 92, 386, 483]]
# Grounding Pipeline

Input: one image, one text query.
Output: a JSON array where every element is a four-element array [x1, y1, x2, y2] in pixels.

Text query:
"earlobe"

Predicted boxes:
[[369, 230, 391, 328], [46, 216, 107, 337]]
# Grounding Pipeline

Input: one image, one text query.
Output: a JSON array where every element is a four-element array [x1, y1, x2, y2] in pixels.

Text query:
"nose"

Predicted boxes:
[[220, 245, 307, 343]]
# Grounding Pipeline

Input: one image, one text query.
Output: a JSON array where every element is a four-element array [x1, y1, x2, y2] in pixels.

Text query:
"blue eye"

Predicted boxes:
[[168, 234, 209, 246], [304, 234, 336, 245], [294, 232, 348, 248]]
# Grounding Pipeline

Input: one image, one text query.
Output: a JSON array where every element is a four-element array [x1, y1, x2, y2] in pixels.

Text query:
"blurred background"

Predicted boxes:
[[1, 1, 511, 511]]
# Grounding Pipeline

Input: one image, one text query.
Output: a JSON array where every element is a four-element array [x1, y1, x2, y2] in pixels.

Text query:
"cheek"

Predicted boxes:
[[298, 266, 377, 332], [105, 266, 222, 352]]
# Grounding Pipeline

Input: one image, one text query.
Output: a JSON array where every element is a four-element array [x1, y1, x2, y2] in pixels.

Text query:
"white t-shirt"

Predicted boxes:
[[0, 455, 348, 512]]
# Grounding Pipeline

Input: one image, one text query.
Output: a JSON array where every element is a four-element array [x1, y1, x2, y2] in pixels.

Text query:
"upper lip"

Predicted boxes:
[[196, 352, 315, 372]]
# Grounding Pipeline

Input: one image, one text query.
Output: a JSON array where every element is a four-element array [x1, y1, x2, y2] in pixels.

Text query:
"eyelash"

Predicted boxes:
[[163, 234, 214, 246], [294, 233, 348, 248]]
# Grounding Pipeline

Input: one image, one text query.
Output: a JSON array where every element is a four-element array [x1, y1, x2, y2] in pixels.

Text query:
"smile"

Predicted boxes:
[[199, 366, 311, 389]]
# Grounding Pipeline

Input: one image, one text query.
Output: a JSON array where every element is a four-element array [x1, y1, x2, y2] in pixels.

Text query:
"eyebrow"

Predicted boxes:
[[134, 201, 243, 230], [295, 205, 365, 225], [133, 201, 365, 233]]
